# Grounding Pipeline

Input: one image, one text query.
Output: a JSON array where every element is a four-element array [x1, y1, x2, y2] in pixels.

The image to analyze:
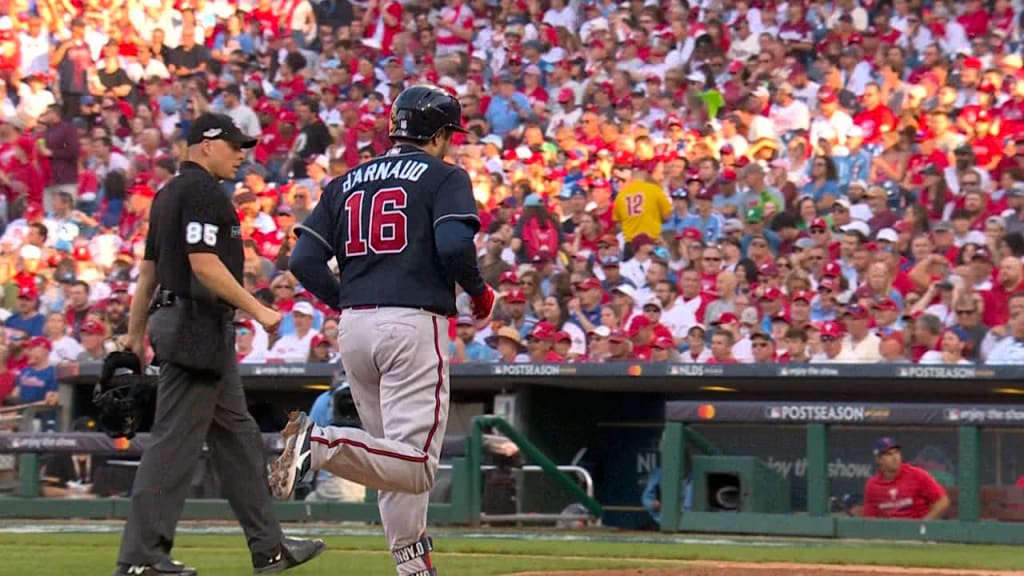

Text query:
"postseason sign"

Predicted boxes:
[[665, 401, 1024, 426]]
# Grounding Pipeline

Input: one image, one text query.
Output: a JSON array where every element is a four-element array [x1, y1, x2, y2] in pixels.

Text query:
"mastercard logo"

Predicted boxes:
[[627, 365, 643, 377], [114, 437, 131, 451], [697, 405, 716, 420]]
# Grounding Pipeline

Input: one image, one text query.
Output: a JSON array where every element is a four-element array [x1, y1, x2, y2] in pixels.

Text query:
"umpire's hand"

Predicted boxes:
[[256, 307, 283, 334]]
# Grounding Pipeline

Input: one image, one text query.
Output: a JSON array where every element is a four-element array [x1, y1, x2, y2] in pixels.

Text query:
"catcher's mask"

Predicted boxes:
[[92, 351, 151, 439]]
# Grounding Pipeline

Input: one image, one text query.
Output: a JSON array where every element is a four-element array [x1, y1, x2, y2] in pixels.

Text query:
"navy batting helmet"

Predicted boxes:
[[389, 85, 469, 142], [92, 351, 154, 439]]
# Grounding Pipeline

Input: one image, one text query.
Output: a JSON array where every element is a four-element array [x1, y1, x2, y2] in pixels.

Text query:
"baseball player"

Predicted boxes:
[[112, 113, 324, 576], [273, 85, 495, 576]]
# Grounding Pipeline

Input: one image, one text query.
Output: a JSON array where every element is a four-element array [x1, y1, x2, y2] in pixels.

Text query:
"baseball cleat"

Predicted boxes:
[[253, 537, 326, 574], [269, 411, 313, 500], [113, 559, 198, 576]]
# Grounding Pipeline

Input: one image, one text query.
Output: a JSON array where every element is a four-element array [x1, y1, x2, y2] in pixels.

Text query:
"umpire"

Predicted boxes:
[[113, 113, 324, 576]]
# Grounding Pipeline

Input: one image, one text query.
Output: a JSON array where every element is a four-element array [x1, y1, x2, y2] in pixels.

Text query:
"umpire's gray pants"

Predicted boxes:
[[117, 326, 282, 566]]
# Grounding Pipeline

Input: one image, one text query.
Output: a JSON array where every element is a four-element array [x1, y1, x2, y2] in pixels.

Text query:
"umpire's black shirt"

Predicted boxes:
[[297, 144, 480, 316], [145, 161, 243, 306]]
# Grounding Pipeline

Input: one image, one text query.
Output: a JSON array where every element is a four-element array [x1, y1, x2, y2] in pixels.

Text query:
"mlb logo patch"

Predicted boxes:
[[231, 226, 241, 238]]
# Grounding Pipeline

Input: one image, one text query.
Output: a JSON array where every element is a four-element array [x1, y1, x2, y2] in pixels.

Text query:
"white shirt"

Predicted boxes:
[[770, 99, 811, 136], [268, 330, 319, 362], [226, 104, 262, 138], [239, 348, 268, 364], [727, 33, 761, 62], [846, 332, 882, 362], [810, 110, 855, 147], [919, 351, 971, 365], [986, 338, 1024, 365], [50, 336, 85, 365], [619, 257, 649, 289], [680, 348, 713, 363], [19, 31, 50, 76], [660, 299, 698, 341], [542, 6, 576, 31], [126, 59, 171, 84]]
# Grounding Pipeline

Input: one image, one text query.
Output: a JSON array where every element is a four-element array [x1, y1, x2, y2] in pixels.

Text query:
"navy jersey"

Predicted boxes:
[[297, 144, 480, 316]]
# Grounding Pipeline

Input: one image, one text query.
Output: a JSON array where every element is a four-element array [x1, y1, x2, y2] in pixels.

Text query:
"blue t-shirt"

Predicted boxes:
[[6, 313, 45, 338], [16, 365, 57, 403]]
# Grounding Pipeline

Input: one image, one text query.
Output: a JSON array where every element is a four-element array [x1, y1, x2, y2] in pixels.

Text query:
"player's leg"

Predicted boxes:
[[307, 309, 444, 494], [375, 309, 450, 576], [116, 363, 218, 571]]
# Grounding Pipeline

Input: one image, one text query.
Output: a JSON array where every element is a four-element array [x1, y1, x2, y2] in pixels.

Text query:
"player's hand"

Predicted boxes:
[[118, 333, 145, 357], [257, 308, 283, 333], [469, 285, 496, 321]]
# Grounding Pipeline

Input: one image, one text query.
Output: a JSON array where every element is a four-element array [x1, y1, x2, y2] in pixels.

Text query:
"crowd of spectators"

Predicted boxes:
[[0, 0, 1020, 407]]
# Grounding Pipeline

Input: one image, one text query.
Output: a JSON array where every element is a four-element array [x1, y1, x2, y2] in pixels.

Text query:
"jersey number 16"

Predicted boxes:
[[344, 187, 409, 256]]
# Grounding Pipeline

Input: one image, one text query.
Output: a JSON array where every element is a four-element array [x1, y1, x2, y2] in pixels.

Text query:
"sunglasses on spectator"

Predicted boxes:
[[274, 285, 294, 290], [751, 241, 768, 248], [703, 256, 721, 262], [821, 336, 839, 343], [236, 328, 251, 336], [752, 342, 771, 348], [956, 309, 976, 315]]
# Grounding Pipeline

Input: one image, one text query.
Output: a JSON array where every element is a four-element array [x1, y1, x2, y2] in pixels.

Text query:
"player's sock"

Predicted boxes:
[[391, 534, 437, 576]]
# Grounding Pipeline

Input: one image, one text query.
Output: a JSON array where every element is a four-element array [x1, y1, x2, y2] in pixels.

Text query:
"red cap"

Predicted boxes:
[[792, 290, 816, 303], [810, 218, 828, 230], [557, 87, 574, 102], [818, 88, 838, 104], [676, 227, 703, 241], [719, 168, 737, 182], [505, 288, 526, 303], [893, 221, 912, 233], [529, 321, 556, 341], [820, 321, 844, 338], [499, 270, 520, 285], [73, 245, 90, 262], [844, 303, 869, 319], [311, 333, 330, 347], [81, 320, 106, 335], [761, 286, 784, 301], [823, 262, 842, 278], [109, 281, 130, 293], [628, 314, 652, 335], [652, 335, 675, 350], [235, 319, 255, 331], [963, 57, 983, 70], [758, 262, 780, 277], [874, 298, 898, 311], [18, 284, 38, 299], [819, 278, 839, 292], [713, 312, 739, 325], [24, 336, 52, 351], [578, 278, 603, 292], [554, 330, 572, 343]]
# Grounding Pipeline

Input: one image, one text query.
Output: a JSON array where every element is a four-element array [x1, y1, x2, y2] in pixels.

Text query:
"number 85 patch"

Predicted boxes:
[[186, 222, 219, 247]]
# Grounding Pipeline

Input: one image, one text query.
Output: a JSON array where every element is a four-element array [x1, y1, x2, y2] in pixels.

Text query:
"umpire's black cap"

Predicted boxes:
[[389, 85, 469, 142], [187, 113, 258, 149]]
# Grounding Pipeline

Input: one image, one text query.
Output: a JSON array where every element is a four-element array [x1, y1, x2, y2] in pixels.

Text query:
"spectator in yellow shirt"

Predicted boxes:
[[613, 173, 672, 244]]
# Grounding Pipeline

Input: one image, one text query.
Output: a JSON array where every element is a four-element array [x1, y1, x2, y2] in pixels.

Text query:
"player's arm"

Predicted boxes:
[[433, 170, 485, 295], [657, 188, 672, 222], [290, 184, 341, 309], [920, 472, 951, 520]]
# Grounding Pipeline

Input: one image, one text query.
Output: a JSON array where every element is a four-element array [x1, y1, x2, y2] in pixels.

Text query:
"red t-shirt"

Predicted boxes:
[[0, 371, 15, 402], [862, 463, 946, 519]]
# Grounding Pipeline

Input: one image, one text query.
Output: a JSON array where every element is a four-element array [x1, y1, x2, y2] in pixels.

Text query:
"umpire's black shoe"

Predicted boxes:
[[253, 537, 326, 574], [269, 411, 313, 499], [113, 559, 198, 576]]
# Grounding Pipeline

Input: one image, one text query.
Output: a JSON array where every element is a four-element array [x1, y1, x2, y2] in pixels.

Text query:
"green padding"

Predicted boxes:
[[835, 518, 1024, 545], [679, 511, 834, 537]]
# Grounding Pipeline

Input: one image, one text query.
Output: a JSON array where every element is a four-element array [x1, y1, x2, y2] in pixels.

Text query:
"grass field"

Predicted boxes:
[[0, 527, 1022, 576]]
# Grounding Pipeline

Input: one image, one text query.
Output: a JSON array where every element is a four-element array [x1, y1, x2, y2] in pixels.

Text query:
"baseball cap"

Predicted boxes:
[[529, 321, 556, 341], [554, 330, 572, 343], [81, 320, 106, 335], [758, 262, 780, 278], [823, 261, 842, 278], [456, 314, 475, 326], [809, 218, 828, 230], [874, 437, 901, 456], [505, 288, 526, 303], [819, 320, 844, 338], [792, 290, 815, 303], [24, 336, 52, 351], [590, 325, 612, 338], [187, 113, 258, 148], [608, 328, 628, 343], [611, 284, 637, 300], [235, 318, 255, 332], [600, 255, 621, 268], [578, 278, 603, 292], [877, 228, 899, 243], [818, 277, 839, 292], [499, 270, 520, 285], [292, 301, 315, 316], [17, 283, 38, 299], [311, 333, 330, 347], [745, 206, 764, 223], [652, 335, 675, 350], [844, 303, 869, 319], [712, 312, 738, 325], [874, 298, 898, 311]]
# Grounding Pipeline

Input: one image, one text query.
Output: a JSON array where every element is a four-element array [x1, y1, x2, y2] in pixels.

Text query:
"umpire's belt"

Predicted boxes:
[[150, 290, 232, 318]]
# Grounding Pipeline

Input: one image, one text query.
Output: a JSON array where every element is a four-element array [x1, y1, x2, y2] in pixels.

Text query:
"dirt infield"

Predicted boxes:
[[510, 561, 1024, 576]]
